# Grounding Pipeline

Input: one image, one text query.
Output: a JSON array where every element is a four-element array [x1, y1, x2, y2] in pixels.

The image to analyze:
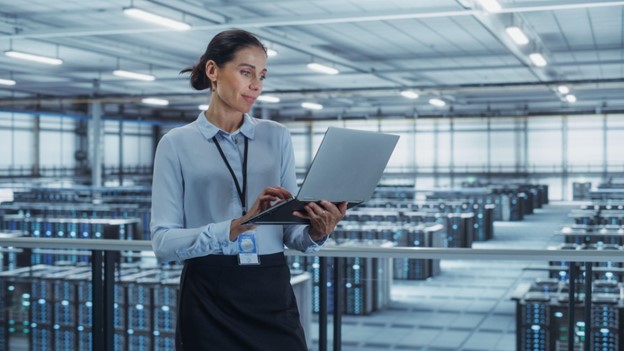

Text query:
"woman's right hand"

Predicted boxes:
[[229, 186, 293, 241]]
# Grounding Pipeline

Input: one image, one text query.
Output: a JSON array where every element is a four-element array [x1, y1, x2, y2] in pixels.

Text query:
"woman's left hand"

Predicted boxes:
[[293, 200, 347, 242]]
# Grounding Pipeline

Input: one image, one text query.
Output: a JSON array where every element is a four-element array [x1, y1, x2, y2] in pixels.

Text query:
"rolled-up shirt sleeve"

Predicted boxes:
[[150, 134, 234, 263], [279, 128, 327, 253]]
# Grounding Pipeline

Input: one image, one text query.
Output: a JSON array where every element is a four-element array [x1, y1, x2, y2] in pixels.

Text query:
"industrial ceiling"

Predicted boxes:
[[0, 0, 622, 122]]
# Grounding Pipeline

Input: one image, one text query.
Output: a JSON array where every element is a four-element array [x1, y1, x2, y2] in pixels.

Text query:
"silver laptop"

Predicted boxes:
[[242, 127, 399, 225]]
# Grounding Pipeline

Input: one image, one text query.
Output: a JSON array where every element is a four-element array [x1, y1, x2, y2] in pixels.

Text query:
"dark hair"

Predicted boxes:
[[180, 29, 267, 91]]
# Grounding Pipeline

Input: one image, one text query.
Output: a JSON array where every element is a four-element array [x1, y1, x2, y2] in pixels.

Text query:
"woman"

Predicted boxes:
[[150, 29, 347, 351]]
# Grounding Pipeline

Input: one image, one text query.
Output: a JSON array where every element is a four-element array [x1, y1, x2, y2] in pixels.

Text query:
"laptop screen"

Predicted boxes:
[[296, 127, 399, 203]]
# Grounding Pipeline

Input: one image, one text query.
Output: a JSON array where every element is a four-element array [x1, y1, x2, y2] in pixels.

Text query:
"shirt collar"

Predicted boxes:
[[195, 111, 256, 141]]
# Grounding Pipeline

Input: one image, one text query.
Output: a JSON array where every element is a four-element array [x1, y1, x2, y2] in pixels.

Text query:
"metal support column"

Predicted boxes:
[[33, 114, 41, 176], [92, 250, 104, 351], [118, 121, 124, 186], [568, 262, 577, 351], [104, 251, 116, 351], [584, 262, 592, 351], [433, 119, 439, 187], [486, 117, 492, 177], [602, 114, 608, 179], [449, 118, 455, 188], [92, 249, 116, 351], [333, 257, 344, 351], [319, 256, 328, 351], [562, 115, 569, 200], [90, 101, 103, 187], [522, 118, 528, 173]]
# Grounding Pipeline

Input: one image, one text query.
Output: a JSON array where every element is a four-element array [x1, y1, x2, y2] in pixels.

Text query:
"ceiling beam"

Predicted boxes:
[[1, 77, 622, 105], [4, 1, 624, 40], [470, 11, 556, 85]]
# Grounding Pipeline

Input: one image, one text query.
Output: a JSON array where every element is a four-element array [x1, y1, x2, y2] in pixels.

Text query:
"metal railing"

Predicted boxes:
[[1, 236, 623, 351]]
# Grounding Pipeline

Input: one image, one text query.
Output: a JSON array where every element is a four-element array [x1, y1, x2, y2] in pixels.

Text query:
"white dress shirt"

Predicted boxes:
[[150, 112, 324, 262]]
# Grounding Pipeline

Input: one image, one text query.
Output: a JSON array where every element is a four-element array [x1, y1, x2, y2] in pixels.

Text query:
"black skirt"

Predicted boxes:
[[176, 252, 307, 351]]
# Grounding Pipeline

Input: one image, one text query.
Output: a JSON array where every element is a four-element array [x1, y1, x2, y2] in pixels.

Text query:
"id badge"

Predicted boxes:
[[237, 232, 260, 265]]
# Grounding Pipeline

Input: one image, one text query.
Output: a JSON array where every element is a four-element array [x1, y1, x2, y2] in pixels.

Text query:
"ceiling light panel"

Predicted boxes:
[[257, 95, 280, 103], [142, 98, 169, 106], [123, 7, 191, 30], [0, 78, 16, 86], [5, 50, 63, 65], [429, 98, 446, 107], [301, 102, 323, 110], [113, 70, 156, 81], [307, 63, 339, 75], [529, 53, 547, 67], [505, 27, 529, 45], [400, 90, 419, 99]]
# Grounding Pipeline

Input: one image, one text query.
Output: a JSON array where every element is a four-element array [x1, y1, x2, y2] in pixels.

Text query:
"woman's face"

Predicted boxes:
[[210, 46, 267, 114]]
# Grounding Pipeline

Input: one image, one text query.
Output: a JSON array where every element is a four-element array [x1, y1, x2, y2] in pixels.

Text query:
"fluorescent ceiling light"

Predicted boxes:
[[267, 48, 278, 57], [565, 94, 577, 103], [301, 102, 323, 110], [557, 85, 570, 94], [142, 98, 169, 106], [400, 90, 419, 99], [307, 63, 339, 75], [198, 104, 209, 110], [477, 0, 502, 12], [529, 53, 547, 67], [0, 78, 16, 86], [5, 50, 63, 65], [429, 98, 446, 107], [113, 70, 155, 81], [505, 26, 529, 45], [257, 95, 280, 103], [123, 7, 191, 30]]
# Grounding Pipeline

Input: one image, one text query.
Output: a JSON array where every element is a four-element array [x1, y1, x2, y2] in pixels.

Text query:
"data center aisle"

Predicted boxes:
[[310, 202, 578, 351]]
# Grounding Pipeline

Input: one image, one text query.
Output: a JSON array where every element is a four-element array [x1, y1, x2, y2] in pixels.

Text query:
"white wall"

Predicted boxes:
[[0, 111, 155, 173], [285, 113, 624, 200], [0, 112, 34, 169]]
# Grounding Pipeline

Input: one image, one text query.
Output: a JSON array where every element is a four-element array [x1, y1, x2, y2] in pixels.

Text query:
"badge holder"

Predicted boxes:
[[237, 231, 260, 265]]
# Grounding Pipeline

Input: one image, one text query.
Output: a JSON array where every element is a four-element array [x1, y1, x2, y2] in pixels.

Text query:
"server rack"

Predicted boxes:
[[0, 265, 57, 350], [124, 271, 155, 351], [561, 225, 624, 246], [391, 224, 444, 279], [513, 278, 624, 351], [291, 240, 393, 316], [335, 220, 446, 280], [548, 243, 624, 283], [0, 231, 22, 272], [152, 277, 178, 351], [3, 187, 152, 240], [340, 240, 393, 316], [0, 262, 312, 351], [0, 276, 5, 351], [0, 216, 142, 267], [573, 182, 593, 201]]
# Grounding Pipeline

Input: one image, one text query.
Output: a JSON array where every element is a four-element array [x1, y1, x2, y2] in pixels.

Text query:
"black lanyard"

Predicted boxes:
[[213, 135, 248, 216]]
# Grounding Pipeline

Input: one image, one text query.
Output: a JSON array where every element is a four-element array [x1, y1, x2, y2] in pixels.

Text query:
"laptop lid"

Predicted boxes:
[[242, 127, 399, 225], [296, 127, 399, 203]]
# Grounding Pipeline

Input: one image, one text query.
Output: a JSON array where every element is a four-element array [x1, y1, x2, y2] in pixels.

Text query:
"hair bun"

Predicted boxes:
[[190, 65, 210, 91]]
